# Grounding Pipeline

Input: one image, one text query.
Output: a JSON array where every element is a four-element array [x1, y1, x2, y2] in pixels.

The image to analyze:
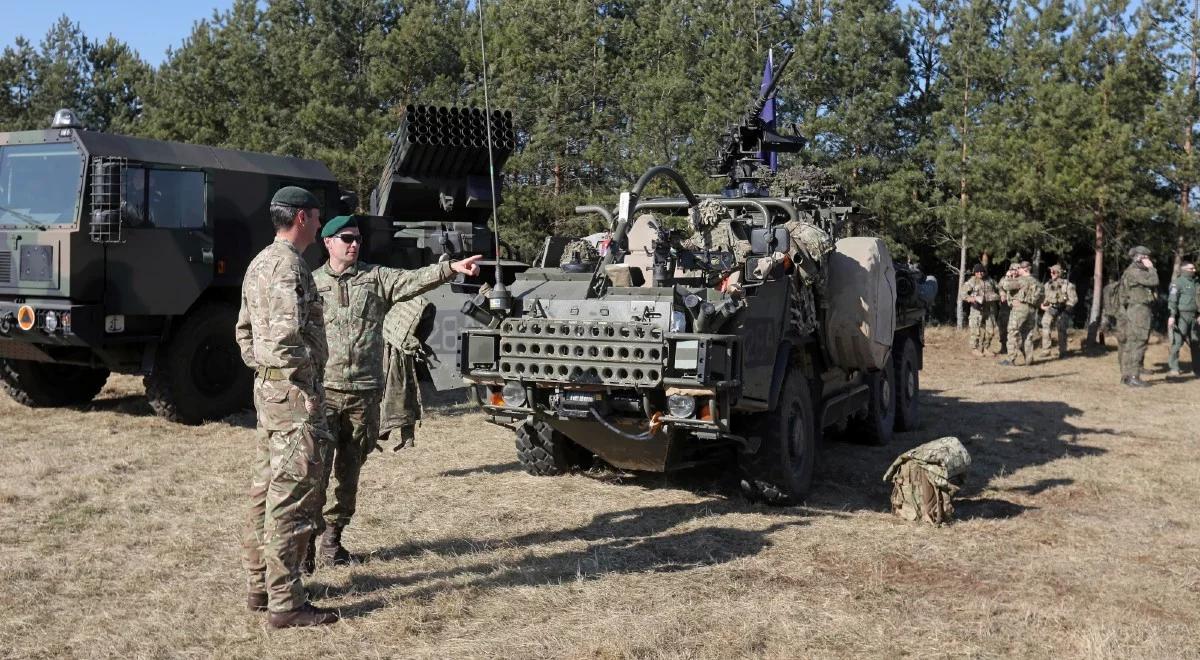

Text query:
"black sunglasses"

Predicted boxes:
[[334, 233, 361, 244]]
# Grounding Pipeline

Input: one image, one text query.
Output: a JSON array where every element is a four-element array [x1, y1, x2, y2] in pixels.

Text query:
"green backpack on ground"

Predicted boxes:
[[883, 436, 972, 525]]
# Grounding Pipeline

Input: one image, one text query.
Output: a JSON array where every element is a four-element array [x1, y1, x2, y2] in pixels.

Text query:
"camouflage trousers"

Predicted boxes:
[[967, 305, 998, 353], [320, 388, 382, 527], [1168, 312, 1199, 374], [241, 389, 330, 612], [1006, 304, 1037, 365], [1118, 304, 1152, 379], [380, 348, 421, 438], [1039, 307, 1069, 358]]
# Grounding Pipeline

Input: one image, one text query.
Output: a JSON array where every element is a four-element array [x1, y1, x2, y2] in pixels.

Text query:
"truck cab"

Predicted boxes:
[[0, 109, 340, 422]]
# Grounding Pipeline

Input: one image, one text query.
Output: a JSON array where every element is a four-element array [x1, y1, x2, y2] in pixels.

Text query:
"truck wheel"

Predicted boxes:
[[853, 357, 896, 445], [515, 418, 588, 476], [145, 303, 252, 425], [893, 339, 920, 431], [0, 359, 109, 407], [739, 371, 817, 505]]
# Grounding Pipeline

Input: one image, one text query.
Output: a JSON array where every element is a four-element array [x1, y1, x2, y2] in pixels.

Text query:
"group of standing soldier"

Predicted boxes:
[[234, 186, 480, 628], [960, 259, 1077, 366], [961, 244, 1200, 388]]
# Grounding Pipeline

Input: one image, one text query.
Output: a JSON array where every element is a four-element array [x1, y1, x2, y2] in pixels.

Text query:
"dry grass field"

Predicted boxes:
[[1, 327, 1198, 659]]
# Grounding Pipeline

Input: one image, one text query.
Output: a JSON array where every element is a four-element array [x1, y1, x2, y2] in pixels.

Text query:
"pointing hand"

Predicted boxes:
[[452, 254, 484, 277]]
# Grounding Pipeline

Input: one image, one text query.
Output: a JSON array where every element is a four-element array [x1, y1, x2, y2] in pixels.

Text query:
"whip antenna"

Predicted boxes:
[[477, 2, 511, 315]]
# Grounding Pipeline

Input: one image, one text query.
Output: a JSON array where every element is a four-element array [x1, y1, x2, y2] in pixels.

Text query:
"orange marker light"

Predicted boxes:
[[16, 306, 35, 331], [489, 390, 505, 407], [698, 400, 713, 421]]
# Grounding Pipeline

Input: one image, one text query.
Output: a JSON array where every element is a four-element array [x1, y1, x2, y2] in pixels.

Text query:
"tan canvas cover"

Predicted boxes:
[[824, 237, 896, 370]]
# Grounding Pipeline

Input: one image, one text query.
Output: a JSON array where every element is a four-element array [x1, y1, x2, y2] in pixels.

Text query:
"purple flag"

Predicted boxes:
[[758, 48, 777, 172]]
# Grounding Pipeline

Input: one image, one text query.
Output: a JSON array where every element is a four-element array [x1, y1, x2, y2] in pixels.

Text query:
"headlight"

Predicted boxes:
[[501, 381, 527, 407], [670, 310, 688, 333], [43, 311, 58, 333], [667, 394, 696, 418]]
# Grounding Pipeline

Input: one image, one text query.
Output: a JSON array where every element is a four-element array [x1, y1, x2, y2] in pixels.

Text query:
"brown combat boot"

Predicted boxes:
[[319, 524, 355, 566], [267, 603, 339, 629], [247, 592, 268, 612]]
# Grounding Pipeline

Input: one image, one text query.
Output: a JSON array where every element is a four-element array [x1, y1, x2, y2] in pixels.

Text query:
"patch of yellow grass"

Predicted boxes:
[[1, 330, 1198, 658]]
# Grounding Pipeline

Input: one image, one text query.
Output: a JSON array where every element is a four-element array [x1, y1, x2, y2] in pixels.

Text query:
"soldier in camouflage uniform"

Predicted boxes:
[[559, 238, 600, 272], [679, 199, 751, 257], [960, 263, 1000, 356], [1167, 261, 1199, 377], [1039, 264, 1078, 359], [379, 297, 432, 443], [996, 263, 1020, 355], [234, 186, 337, 628], [1117, 246, 1159, 387], [998, 261, 1043, 366], [311, 216, 481, 565]]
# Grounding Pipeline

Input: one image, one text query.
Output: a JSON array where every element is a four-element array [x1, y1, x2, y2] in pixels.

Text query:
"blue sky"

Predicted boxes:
[[0, 1, 236, 65]]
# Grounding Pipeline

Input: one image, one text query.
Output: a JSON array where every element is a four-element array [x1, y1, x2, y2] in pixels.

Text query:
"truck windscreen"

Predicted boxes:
[[0, 142, 83, 228]]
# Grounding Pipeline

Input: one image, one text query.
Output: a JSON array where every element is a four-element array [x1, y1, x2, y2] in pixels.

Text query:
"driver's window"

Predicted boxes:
[[122, 166, 147, 225]]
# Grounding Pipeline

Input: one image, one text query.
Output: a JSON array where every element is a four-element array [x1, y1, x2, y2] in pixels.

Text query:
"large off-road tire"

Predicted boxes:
[[144, 303, 252, 424], [852, 356, 896, 446], [0, 359, 109, 407], [739, 370, 817, 505], [893, 338, 920, 432], [515, 418, 589, 476]]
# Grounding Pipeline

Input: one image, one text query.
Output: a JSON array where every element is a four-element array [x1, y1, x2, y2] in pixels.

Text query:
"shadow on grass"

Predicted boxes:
[[437, 461, 525, 478], [813, 388, 1113, 512], [324, 499, 825, 618], [82, 394, 155, 417]]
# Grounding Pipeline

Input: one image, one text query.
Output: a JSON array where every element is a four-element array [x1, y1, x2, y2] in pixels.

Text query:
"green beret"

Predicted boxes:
[[320, 215, 356, 238], [1128, 245, 1151, 258], [271, 186, 320, 209]]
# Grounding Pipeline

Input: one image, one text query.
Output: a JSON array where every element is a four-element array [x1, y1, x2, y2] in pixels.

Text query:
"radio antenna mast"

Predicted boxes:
[[477, 2, 511, 315]]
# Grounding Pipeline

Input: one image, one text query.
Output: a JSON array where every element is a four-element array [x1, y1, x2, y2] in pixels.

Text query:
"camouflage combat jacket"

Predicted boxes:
[[1119, 263, 1159, 308], [1167, 274, 1198, 317], [1043, 278, 1077, 309], [235, 238, 328, 430], [313, 260, 452, 391], [1007, 275, 1043, 309], [960, 277, 1000, 308]]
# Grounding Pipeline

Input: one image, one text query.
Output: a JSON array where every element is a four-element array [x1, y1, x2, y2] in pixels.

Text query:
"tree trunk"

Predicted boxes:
[[1086, 211, 1104, 346], [1176, 0, 1197, 276], [956, 70, 971, 331], [957, 228, 967, 330]]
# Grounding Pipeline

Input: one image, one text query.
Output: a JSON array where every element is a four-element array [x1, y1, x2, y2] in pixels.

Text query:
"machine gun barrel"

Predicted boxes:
[[744, 48, 793, 126]]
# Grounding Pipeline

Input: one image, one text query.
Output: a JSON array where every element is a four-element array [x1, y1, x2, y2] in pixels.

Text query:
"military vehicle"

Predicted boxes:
[[457, 51, 935, 503], [0, 105, 515, 422]]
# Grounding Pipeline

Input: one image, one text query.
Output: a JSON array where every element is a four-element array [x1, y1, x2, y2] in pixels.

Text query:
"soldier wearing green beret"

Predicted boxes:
[[1117, 245, 1159, 387], [235, 186, 337, 628], [311, 215, 481, 566], [1167, 261, 1199, 377]]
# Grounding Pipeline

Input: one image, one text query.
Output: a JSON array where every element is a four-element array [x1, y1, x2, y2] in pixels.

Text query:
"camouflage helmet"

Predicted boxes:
[[1128, 245, 1151, 259], [972, 263, 986, 274], [690, 198, 727, 233], [559, 238, 599, 272], [1049, 264, 1062, 274]]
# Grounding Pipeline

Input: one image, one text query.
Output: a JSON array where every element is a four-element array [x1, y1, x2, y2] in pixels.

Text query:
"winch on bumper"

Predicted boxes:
[[460, 316, 742, 442]]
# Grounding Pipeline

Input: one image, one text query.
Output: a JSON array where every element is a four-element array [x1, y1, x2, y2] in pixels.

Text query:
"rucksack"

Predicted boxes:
[[883, 436, 972, 525]]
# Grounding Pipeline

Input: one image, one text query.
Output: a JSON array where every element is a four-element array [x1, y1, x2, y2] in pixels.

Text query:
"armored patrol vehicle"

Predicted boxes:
[[457, 52, 934, 503], [0, 106, 515, 423]]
